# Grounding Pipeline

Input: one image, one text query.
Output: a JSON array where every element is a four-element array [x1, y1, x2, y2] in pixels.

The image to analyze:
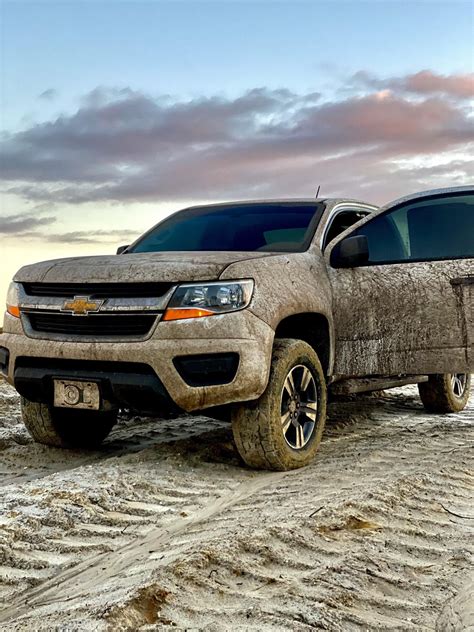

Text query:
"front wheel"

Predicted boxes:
[[418, 373, 471, 413], [232, 339, 327, 471], [21, 397, 118, 448]]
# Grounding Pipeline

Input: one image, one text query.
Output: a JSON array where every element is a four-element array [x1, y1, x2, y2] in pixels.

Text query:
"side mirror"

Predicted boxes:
[[330, 235, 369, 268], [116, 245, 129, 255]]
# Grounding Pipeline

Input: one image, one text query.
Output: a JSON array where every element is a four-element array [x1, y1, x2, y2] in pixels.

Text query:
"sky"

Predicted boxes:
[[0, 0, 473, 318]]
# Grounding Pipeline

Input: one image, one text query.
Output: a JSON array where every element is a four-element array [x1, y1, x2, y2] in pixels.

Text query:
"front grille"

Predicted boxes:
[[28, 313, 156, 337], [23, 282, 174, 299], [15, 357, 156, 373]]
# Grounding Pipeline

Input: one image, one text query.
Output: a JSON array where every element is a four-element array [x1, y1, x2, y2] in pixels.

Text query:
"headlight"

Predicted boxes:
[[6, 282, 21, 318], [163, 280, 254, 321]]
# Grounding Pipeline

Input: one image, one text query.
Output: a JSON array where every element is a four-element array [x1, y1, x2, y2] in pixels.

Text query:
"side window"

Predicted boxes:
[[324, 210, 370, 249], [352, 193, 474, 264]]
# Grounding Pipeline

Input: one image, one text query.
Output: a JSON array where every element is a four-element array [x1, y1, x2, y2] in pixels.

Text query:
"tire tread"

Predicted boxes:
[[21, 398, 117, 448], [232, 339, 327, 471], [418, 374, 471, 413]]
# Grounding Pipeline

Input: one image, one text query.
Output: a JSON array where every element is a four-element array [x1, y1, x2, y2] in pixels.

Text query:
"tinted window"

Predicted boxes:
[[352, 193, 474, 264], [129, 203, 324, 253]]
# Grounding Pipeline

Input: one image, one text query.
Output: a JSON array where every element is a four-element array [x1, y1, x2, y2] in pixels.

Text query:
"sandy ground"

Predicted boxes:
[[0, 377, 472, 631]]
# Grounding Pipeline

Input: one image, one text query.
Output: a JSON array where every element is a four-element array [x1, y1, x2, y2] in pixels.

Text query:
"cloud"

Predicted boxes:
[[43, 229, 138, 244], [3, 223, 138, 245], [38, 88, 58, 101], [351, 70, 474, 100], [0, 213, 56, 234], [0, 72, 472, 208]]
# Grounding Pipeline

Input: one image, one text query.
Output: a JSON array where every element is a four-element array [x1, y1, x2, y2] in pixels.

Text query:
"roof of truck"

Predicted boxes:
[[183, 197, 378, 210]]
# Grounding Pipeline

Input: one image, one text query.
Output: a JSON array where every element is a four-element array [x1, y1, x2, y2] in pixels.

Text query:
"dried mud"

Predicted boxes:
[[0, 377, 472, 630]]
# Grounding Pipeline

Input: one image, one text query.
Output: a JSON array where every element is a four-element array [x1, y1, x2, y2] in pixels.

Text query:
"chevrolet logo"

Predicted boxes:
[[61, 296, 104, 316]]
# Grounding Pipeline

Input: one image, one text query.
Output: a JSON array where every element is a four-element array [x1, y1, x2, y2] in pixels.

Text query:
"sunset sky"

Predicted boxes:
[[1, 0, 473, 316]]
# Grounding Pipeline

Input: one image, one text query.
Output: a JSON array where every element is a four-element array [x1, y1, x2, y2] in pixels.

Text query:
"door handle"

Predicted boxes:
[[450, 276, 474, 287]]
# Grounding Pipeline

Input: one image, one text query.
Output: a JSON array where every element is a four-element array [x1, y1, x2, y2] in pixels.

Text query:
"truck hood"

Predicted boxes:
[[14, 251, 277, 284]]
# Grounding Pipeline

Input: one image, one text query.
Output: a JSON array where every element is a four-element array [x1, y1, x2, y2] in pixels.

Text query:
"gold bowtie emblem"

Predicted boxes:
[[62, 296, 103, 315]]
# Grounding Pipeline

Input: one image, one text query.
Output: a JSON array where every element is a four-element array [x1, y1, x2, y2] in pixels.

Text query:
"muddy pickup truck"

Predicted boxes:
[[1, 187, 472, 470]]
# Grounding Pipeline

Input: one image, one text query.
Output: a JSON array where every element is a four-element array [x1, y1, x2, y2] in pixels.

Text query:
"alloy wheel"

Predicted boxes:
[[280, 364, 318, 449], [451, 373, 468, 398]]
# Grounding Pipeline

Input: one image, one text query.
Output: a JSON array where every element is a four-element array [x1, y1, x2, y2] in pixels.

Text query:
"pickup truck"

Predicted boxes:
[[1, 186, 472, 470]]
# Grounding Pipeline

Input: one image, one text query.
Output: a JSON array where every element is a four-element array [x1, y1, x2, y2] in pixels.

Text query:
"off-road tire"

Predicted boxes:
[[232, 339, 327, 471], [21, 397, 117, 448], [418, 373, 471, 413]]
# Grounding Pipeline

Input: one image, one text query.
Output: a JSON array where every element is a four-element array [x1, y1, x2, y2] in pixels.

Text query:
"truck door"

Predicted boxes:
[[324, 188, 473, 376]]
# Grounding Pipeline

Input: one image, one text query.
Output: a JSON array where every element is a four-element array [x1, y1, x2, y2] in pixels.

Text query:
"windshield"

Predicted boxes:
[[129, 202, 324, 253]]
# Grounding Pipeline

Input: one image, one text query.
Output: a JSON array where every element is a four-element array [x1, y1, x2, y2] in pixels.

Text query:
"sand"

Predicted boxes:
[[0, 377, 472, 630]]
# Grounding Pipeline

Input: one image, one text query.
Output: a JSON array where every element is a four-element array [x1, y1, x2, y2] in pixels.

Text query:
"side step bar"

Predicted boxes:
[[330, 375, 429, 395]]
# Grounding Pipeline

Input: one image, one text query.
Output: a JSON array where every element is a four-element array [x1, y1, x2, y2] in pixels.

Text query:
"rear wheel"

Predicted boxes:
[[232, 339, 327, 471], [418, 373, 471, 413], [21, 397, 117, 448]]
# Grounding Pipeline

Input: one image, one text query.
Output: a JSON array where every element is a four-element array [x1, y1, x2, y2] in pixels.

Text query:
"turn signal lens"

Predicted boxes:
[[6, 282, 21, 319], [7, 305, 20, 318], [162, 308, 215, 321]]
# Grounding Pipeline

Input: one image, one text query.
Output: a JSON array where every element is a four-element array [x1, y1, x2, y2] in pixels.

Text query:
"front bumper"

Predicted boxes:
[[0, 310, 274, 412]]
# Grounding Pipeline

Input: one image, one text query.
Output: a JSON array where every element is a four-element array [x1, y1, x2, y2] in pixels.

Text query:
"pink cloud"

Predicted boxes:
[[1, 71, 472, 209], [352, 70, 474, 99]]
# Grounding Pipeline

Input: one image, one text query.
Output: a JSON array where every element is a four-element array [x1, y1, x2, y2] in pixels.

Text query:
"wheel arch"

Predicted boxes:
[[274, 312, 333, 376]]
